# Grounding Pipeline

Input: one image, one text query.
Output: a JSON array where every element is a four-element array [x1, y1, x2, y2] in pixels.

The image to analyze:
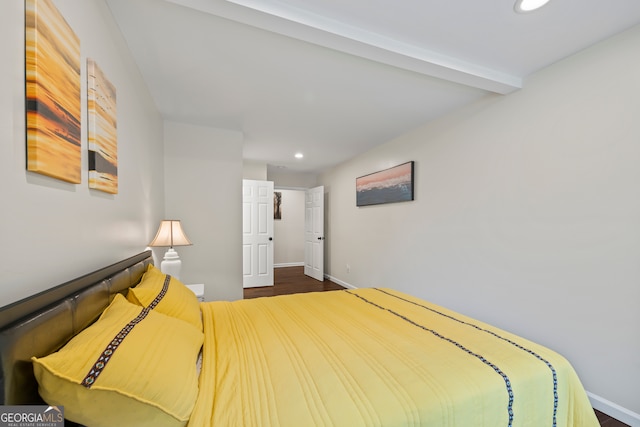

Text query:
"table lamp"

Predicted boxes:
[[148, 220, 192, 280]]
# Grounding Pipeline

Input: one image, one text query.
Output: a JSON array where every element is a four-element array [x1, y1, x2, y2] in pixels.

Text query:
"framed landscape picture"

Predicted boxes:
[[356, 161, 414, 207]]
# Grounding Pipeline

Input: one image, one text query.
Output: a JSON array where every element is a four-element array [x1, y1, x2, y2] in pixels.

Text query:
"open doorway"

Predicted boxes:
[[273, 189, 306, 268], [273, 187, 324, 281]]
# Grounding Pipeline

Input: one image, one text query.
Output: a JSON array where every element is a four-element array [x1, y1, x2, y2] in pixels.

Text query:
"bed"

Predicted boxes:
[[0, 251, 599, 426]]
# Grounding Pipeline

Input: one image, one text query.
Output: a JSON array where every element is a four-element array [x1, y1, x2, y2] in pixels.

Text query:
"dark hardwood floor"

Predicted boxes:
[[243, 266, 345, 299], [595, 409, 631, 427], [245, 266, 629, 427]]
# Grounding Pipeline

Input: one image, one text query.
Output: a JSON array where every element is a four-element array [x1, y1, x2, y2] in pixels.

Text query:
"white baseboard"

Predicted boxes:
[[274, 262, 304, 268], [588, 392, 640, 426], [326, 275, 357, 289]]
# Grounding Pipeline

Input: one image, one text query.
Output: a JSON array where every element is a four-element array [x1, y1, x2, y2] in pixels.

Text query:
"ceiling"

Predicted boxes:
[[105, 0, 640, 174]]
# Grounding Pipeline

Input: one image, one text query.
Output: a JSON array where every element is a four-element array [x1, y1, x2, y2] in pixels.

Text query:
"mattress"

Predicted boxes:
[[188, 288, 598, 426]]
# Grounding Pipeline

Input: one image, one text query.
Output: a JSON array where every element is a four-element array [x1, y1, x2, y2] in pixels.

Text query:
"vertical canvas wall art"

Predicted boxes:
[[356, 161, 415, 206], [87, 58, 118, 194], [274, 191, 282, 219], [25, 0, 81, 183]]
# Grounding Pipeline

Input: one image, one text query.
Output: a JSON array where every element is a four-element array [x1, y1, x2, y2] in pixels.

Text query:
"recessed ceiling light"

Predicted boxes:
[[294, 153, 304, 159], [514, 0, 551, 13]]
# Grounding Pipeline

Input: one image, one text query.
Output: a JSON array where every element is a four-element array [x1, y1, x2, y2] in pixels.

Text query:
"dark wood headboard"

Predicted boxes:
[[0, 251, 153, 406]]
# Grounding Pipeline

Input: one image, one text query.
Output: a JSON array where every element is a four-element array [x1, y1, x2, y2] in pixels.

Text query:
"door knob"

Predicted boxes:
[[269, 237, 273, 241]]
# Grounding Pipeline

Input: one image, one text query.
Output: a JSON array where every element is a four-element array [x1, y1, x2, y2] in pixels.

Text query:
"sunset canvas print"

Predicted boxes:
[[87, 58, 118, 194], [356, 161, 414, 206], [25, 0, 81, 183]]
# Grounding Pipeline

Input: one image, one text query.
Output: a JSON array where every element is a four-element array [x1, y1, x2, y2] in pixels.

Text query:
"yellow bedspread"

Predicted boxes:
[[188, 288, 598, 427]]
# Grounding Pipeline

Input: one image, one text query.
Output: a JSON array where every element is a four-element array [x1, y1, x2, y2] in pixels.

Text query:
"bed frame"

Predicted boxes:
[[0, 251, 153, 407]]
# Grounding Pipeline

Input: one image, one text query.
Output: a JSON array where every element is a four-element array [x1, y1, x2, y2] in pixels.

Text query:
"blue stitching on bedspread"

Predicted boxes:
[[347, 290, 515, 427], [80, 275, 172, 388], [374, 288, 559, 427]]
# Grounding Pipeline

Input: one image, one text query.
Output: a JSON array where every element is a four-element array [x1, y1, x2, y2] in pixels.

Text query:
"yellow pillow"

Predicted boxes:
[[32, 294, 203, 427], [127, 264, 202, 331]]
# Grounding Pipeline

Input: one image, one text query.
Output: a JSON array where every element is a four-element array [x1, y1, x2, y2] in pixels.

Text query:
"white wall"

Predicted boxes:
[[274, 189, 305, 266], [243, 160, 267, 181], [164, 121, 244, 301], [0, 0, 165, 305], [321, 25, 640, 420], [268, 168, 318, 189]]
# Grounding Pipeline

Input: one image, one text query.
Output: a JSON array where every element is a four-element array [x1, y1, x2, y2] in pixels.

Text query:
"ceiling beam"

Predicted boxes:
[[166, 0, 521, 94]]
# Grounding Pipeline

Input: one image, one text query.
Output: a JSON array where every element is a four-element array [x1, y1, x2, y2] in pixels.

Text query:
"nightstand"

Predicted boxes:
[[186, 283, 205, 302]]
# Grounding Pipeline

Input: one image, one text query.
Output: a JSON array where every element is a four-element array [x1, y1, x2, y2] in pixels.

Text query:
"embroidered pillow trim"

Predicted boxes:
[[81, 275, 171, 388]]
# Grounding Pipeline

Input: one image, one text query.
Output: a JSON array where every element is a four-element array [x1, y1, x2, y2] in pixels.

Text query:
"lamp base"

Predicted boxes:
[[160, 248, 182, 280]]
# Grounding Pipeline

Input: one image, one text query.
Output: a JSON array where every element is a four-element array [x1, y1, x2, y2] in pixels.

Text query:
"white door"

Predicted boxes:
[[304, 186, 324, 281], [242, 180, 274, 288]]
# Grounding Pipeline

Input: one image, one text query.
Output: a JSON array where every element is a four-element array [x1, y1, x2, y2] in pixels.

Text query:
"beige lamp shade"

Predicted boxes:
[[148, 220, 192, 248]]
